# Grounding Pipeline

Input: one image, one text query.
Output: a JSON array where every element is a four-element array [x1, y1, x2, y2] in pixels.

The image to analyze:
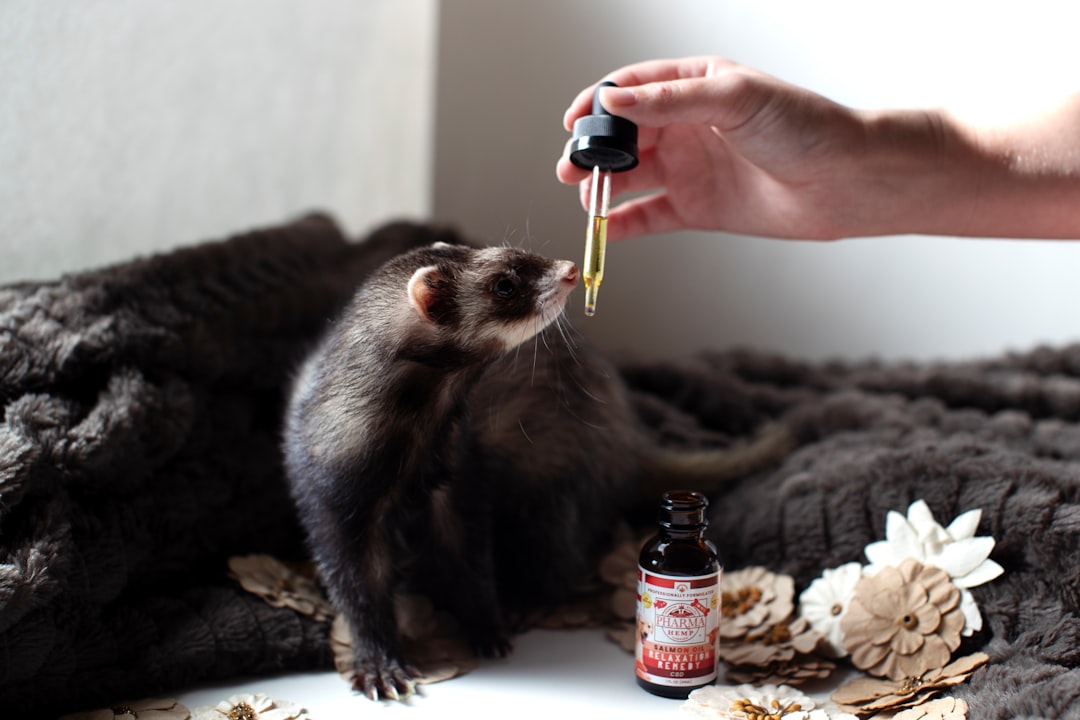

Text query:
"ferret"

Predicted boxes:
[[282, 227, 791, 700]]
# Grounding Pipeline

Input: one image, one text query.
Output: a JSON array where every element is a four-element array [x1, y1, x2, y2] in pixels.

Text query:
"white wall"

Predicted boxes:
[[0, 0, 437, 284], [434, 0, 1080, 362]]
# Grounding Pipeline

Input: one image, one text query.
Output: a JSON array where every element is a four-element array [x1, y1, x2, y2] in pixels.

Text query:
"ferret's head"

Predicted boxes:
[[405, 243, 579, 357]]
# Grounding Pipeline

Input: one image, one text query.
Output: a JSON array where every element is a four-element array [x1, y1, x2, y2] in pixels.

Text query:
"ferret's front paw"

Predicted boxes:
[[350, 654, 417, 701]]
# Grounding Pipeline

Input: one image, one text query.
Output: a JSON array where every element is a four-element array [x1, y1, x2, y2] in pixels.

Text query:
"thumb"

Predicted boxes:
[[599, 74, 772, 132]]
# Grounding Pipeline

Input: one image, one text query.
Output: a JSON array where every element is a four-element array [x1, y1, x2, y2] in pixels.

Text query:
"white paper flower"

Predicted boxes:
[[682, 684, 813, 719], [798, 562, 862, 656], [191, 693, 308, 720], [682, 683, 856, 719], [863, 500, 1003, 636]]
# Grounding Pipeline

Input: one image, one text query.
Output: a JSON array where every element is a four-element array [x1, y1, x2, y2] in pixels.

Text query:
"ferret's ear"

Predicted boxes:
[[407, 265, 450, 323]]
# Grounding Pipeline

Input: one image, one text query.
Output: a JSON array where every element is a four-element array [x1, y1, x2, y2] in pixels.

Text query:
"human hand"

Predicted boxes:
[[557, 56, 935, 242]]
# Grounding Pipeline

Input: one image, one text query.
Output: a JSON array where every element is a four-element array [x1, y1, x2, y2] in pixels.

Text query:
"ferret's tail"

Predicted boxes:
[[638, 422, 795, 503]]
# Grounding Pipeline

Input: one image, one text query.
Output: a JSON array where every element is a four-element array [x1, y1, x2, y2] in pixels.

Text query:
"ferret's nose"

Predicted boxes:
[[560, 261, 579, 286]]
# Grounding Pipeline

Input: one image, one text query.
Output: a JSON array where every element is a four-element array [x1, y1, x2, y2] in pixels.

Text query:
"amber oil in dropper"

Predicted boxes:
[[583, 165, 611, 316], [567, 79, 638, 316]]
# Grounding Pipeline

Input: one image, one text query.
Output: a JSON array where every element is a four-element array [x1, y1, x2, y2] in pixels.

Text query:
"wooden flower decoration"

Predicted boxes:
[[227, 555, 335, 622], [840, 558, 965, 680], [831, 652, 987, 715], [720, 566, 796, 640]]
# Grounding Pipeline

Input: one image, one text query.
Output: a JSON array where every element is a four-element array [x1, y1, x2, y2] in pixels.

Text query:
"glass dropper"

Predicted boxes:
[[567, 80, 639, 317], [583, 165, 611, 316]]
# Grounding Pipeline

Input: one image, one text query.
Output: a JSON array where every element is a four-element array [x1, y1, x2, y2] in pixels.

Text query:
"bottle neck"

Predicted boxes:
[[660, 527, 705, 540], [656, 489, 710, 538]]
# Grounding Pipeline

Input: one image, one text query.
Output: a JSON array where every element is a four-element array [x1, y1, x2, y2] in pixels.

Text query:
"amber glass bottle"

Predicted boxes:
[[635, 490, 722, 698]]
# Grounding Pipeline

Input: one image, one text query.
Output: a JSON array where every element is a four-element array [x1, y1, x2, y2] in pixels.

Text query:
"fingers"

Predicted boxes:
[[557, 172, 686, 241], [607, 193, 685, 241], [558, 143, 673, 211], [598, 73, 777, 133], [562, 56, 732, 130], [555, 150, 591, 186], [555, 157, 639, 212]]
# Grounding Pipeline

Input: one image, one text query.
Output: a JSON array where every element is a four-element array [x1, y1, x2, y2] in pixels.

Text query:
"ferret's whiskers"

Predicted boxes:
[[530, 328, 541, 385], [517, 418, 535, 445], [553, 315, 582, 367], [539, 321, 554, 354], [502, 225, 517, 248], [510, 330, 526, 371]]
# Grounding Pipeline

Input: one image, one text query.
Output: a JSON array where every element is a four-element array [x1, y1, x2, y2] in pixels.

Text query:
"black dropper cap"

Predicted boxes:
[[568, 81, 639, 173]]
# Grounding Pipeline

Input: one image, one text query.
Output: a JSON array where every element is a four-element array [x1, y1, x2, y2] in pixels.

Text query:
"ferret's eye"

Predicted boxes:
[[492, 277, 518, 298]]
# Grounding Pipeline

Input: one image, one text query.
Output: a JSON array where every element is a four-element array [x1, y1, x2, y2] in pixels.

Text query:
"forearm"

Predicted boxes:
[[849, 96, 1080, 239]]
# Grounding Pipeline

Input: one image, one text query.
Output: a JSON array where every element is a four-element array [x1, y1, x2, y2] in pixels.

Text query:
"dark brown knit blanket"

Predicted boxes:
[[1, 215, 1078, 718]]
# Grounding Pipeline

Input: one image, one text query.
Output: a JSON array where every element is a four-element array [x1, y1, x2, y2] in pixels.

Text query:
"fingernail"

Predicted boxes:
[[600, 86, 637, 108]]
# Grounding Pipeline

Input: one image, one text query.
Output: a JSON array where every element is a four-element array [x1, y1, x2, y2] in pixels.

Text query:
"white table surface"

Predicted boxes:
[[175, 627, 844, 719]]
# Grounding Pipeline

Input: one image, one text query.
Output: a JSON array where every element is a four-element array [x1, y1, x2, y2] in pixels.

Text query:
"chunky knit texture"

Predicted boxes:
[[2, 215, 1079, 717], [0, 214, 431, 716], [622, 348, 1080, 718]]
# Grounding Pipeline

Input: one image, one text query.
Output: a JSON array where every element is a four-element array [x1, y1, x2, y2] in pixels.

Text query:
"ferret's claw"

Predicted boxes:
[[351, 656, 417, 702]]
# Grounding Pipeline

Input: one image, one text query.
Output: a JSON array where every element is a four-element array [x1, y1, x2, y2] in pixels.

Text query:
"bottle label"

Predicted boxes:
[[635, 567, 720, 688]]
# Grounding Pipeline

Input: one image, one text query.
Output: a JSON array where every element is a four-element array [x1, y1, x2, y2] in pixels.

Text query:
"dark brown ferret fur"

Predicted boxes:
[[282, 229, 790, 699]]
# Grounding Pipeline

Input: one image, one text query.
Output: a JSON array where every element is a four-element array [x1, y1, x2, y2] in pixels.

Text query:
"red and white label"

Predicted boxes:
[[635, 568, 720, 688]]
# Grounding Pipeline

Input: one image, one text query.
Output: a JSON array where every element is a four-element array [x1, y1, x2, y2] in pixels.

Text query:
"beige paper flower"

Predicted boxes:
[[228, 555, 335, 622], [720, 615, 823, 666], [331, 593, 478, 687], [840, 559, 965, 680], [725, 654, 838, 688], [721, 567, 796, 640], [831, 652, 987, 715], [885, 696, 969, 720], [191, 693, 308, 720], [60, 698, 191, 720], [598, 532, 647, 623], [719, 615, 835, 686]]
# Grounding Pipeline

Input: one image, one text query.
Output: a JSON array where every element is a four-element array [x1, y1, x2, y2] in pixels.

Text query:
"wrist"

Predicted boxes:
[[854, 101, 1080, 239], [844, 108, 983, 238], [958, 96, 1080, 238]]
